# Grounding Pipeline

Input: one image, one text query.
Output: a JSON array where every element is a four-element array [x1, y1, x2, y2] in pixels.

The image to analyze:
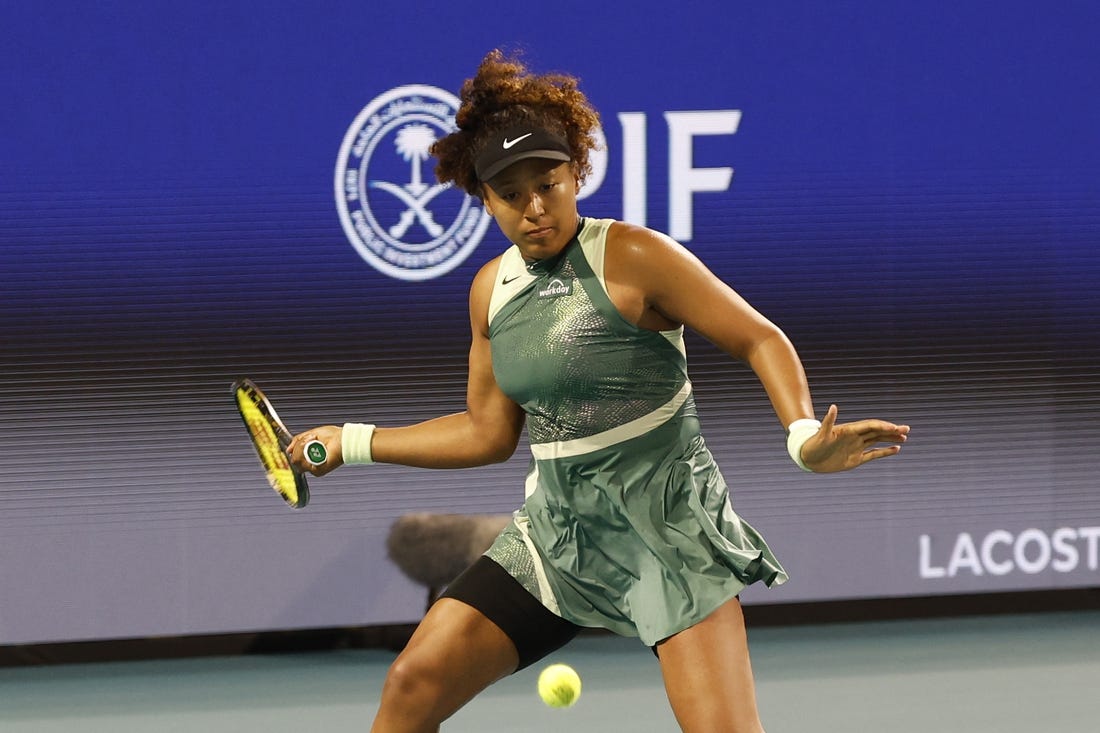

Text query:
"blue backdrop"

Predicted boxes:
[[1, 1, 1097, 644]]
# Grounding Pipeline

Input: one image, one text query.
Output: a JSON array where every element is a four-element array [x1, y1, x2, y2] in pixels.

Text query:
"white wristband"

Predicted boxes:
[[786, 418, 822, 472], [341, 423, 376, 465]]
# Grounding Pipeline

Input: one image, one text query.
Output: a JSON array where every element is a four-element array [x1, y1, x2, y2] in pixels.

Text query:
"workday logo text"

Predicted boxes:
[[335, 85, 492, 281], [537, 278, 573, 299]]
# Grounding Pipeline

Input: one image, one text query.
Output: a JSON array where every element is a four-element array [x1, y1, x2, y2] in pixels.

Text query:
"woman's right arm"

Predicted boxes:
[[286, 257, 526, 474]]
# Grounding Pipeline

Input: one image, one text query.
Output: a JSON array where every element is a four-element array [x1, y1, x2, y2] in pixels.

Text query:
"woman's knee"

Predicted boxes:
[[382, 646, 448, 705], [373, 599, 522, 728]]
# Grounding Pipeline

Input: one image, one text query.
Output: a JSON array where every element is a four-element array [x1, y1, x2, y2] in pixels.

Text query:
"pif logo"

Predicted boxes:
[[335, 85, 492, 281]]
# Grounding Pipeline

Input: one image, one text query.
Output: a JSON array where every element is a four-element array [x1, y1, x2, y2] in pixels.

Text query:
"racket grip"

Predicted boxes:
[[304, 440, 328, 466]]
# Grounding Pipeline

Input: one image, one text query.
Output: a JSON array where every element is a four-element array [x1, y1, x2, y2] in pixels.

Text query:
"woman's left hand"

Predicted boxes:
[[800, 404, 910, 473]]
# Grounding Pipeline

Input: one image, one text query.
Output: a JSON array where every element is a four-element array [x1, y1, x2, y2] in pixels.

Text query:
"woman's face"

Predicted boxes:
[[481, 159, 580, 261]]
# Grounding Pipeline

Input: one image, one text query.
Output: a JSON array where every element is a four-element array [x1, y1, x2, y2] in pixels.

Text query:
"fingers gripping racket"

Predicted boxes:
[[231, 378, 324, 509]]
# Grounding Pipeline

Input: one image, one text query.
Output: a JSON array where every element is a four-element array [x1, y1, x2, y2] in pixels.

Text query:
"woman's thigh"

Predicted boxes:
[[372, 598, 520, 731], [655, 596, 765, 733], [372, 556, 581, 731]]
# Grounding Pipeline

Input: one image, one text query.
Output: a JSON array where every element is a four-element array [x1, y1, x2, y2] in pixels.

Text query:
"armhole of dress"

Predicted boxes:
[[661, 326, 687, 358], [576, 218, 612, 292], [579, 219, 687, 358]]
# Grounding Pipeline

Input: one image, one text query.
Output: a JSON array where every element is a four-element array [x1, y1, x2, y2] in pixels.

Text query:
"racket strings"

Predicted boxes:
[[235, 387, 302, 506]]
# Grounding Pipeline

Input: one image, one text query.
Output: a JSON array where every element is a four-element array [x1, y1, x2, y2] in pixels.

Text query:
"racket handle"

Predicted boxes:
[[304, 440, 328, 466]]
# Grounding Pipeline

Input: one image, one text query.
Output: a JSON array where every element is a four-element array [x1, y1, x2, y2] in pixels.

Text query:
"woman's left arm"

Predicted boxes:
[[606, 223, 908, 472]]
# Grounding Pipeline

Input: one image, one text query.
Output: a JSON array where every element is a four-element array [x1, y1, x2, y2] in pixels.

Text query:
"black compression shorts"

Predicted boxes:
[[438, 555, 582, 670]]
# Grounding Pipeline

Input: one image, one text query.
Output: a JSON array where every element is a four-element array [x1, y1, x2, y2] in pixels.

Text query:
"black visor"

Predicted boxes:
[[475, 125, 572, 181]]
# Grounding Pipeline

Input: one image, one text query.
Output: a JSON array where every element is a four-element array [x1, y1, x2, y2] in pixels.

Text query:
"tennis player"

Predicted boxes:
[[288, 50, 909, 733]]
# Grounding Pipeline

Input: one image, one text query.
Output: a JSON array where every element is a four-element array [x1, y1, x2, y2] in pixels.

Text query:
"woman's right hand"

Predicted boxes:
[[286, 425, 344, 476]]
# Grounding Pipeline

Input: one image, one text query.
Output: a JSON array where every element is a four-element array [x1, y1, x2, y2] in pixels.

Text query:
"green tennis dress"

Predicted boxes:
[[484, 217, 787, 645]]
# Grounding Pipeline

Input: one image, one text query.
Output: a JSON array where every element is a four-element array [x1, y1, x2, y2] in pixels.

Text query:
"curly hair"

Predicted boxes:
[[431, 50, 601, 196]]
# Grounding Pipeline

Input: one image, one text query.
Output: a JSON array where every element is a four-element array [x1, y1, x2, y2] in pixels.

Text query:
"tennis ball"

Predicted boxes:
[[537, 663, 581, 708]]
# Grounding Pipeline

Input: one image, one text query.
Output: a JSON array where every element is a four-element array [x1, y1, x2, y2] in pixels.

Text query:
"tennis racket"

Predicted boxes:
[[231, 378, 321, 509]]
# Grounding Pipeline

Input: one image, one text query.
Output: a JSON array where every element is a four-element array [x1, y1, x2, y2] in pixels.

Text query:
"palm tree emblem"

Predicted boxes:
[[370, 123, 450, 239], [394, 124, 435, 196]]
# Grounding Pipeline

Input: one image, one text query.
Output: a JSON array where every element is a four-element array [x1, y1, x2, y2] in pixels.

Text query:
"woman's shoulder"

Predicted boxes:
[[603, 220, 684, 264], [473, 250, 506, 285], [469, 251, 506, 323]]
